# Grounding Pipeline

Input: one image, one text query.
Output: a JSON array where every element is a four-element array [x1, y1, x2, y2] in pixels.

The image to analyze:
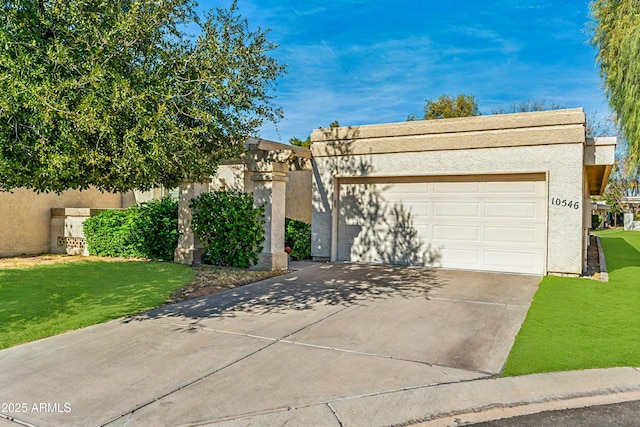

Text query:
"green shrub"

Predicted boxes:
[[133, 197, 179, 260], [84, 209, 141, 257], [285, 218, 311, 260], [83, 197, 179, 260], [190, 191, 265, 268], [591, 214, 603, 230]]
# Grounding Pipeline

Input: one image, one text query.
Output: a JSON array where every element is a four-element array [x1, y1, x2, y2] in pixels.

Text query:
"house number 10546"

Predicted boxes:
[[551, 198, 580, 209]]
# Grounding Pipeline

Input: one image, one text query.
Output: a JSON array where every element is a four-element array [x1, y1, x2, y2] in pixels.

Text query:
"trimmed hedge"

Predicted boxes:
[[83, 197, 179, 260], [190, 191, 265, 268], [134, 197, 180, 260], [285, 218, 311, 260], [84, 209, 140, 257]]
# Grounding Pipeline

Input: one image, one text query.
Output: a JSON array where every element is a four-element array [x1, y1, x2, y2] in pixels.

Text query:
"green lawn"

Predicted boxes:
[[502, 229, 640, 376], [0, 261, 194, 349]]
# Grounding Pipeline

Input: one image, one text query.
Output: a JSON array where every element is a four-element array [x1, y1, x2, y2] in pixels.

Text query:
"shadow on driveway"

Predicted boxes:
[[128, 263, 447, 322]]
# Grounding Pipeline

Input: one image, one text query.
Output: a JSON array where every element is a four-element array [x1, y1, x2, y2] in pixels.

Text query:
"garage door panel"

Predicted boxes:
[[384, 202, 430, 219], [433, 182, 481, 194], [485, 180, 544, 195], [337, 176, 546, 275], [485, 202, 541, 219], [440, 248, 479, 267], [349, 240, 436, 267], [484, 250, 543, 274], [382, 182, 429, 196], [433, 225, 480, 242], [484, 225, 544, 245], [436, 244, 480, 267], [433, 202, 480, 218]]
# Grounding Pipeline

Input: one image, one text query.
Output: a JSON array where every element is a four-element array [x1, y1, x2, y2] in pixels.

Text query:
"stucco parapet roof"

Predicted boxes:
[[310, 108, 588, 157], [310, 108, 586, 143]]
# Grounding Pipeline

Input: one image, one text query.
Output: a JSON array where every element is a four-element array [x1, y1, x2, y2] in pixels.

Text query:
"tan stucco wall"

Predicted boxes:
[[0, 188, 123, 257], [310, 109, 593, 275], [211, 164, 247, 192], [285, 170, 312, 224], [121, 188, 166, 207]]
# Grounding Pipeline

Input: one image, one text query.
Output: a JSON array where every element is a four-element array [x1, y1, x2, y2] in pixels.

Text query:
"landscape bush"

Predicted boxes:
[[84, 209, 140, 257], [190, 191, 265, 268], [285, 218, 311, 260], [134, 197, 180, 260], [83, 197, 179, 260]]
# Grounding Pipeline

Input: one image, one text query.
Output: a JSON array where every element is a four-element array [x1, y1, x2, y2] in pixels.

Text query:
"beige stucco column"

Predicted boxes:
[[174, 181, 210, 265], [248, 151, 292, 271], [173, 139, 309, 270]]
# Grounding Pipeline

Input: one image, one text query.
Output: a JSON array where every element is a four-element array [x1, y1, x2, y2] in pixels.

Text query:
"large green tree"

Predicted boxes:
[[0, 0, 285, 192], [423, 94, 479, 119], [591, 0, 640, 161]]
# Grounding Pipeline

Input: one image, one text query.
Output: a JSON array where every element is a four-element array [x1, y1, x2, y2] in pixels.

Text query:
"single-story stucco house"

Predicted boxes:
[[2, 108, 616, 277], [310, 108, 615, 276]]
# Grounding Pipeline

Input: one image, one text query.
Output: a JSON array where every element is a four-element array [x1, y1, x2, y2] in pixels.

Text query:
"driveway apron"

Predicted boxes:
[[0, 263, 540, 427]]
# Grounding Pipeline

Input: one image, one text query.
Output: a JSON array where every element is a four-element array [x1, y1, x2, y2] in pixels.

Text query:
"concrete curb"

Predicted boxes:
[[416, 389, 640, 426], [202, 367, 640, 427]]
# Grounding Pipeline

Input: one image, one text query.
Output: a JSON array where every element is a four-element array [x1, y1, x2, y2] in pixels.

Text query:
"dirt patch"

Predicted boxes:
[[585, 234, 601, 279], [167, 265, 289, 304]]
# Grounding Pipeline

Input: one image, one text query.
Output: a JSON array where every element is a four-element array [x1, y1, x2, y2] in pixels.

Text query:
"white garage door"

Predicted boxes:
[[336, 174, 547, 275]]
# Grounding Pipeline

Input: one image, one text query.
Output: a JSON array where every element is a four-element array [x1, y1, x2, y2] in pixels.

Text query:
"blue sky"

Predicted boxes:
[[200, 0, 610, 143]]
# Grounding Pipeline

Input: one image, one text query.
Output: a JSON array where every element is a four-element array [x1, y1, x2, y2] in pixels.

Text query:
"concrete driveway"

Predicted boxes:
[[0, 263, 540, 427]]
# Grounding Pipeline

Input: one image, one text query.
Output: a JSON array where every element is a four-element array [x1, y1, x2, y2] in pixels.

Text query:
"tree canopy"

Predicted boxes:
[[423, 94, 479, 119], [0, 0, 285, 193], [289, 136, 311, 149], [289, 121, 339, 149], [591, 0, 640, 162], [491, 99, 565, 115]]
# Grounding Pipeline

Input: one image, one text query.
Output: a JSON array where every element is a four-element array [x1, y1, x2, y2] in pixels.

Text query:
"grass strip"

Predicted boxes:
[[502, 229, 640, 376], [0, 260, 194, 349]]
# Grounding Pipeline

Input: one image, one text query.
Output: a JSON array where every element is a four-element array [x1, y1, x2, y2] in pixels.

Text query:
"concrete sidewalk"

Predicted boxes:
[[174, 366, 640, 426], [1, 262, 636, 426]]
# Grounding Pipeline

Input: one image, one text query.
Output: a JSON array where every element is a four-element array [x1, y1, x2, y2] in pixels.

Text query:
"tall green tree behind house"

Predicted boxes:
[[603, 163, 625, 227], [423, 94, 479, 119], [585, 110, 618, 138], [601, 139, 640, 226], [289, 136, 311, 149], [591, 0, 640, 161], [289, 121, 340, 149], [0, 0, 285, 193], [491, 99, 565, 115]]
